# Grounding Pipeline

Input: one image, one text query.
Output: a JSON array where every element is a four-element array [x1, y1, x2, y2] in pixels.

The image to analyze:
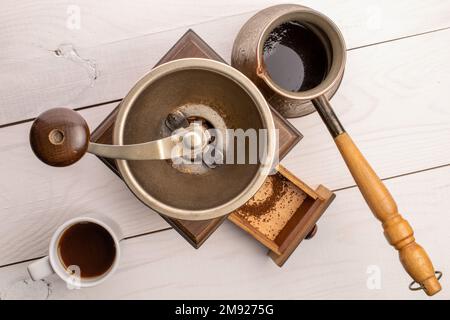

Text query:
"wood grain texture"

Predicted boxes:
[[282, 29, 450, 189], [0, 166, 448, 299], [1, 0, 449, 61], [228, 164, 335, 266], [1, 1, 450, 125], [1, 29, 449, 267], [0, 103, 170, 266], [94, 139, 228, 248], [0, 1, 449, 299], [0, 0, 284, 61], [90, 30, 302, 249], [30, 108, 90, 167], [335, 132, 441, 295]]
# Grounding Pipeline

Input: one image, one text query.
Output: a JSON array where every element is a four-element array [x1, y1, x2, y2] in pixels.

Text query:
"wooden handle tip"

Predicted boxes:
[[422, 276, 442, 296]]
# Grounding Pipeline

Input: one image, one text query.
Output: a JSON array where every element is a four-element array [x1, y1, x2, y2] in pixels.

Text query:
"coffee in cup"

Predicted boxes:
[[28, 215, 122, 288]]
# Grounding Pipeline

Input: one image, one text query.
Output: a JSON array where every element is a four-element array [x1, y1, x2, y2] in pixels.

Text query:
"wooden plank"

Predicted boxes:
[[0, 0, 285, 61], [0, 165, 448, 299], [1, 1, 450, 125], [1, 0, 449, 61], [0, 103, 170, 266], [1, 29, 449, 266]]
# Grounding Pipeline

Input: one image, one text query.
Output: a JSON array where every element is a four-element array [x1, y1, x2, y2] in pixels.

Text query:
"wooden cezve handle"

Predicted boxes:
[[312, 96, 441, 296], [335, 133, 441, 296]]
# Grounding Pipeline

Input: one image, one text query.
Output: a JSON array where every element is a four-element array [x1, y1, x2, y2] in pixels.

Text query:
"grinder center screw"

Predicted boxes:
[[182, 129, 205, 150], [179, 123, 211, 158]]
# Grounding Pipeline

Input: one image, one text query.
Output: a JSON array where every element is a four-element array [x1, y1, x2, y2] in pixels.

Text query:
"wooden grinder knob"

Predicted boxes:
[[29, 108, 90, 167]]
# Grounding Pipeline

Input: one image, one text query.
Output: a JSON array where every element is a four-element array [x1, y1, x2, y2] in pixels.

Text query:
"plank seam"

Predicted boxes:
[[332, 163, 450, 192], [1, 164, 447, 270], [0, 227, 173, 269], [348, 26, 450, 52], [0, 99, 122, 129], [1, 24, 450, 129]]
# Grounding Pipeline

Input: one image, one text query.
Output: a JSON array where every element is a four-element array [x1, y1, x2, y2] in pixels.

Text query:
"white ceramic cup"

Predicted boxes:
[[27, 214, 123, 288]]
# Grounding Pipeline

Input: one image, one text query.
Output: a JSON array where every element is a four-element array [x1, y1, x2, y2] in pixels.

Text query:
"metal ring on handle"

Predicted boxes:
[[409, 271, 442, 291]]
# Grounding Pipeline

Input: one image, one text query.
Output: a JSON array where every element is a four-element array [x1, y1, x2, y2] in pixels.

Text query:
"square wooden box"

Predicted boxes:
[[91, 30, 335, 266]]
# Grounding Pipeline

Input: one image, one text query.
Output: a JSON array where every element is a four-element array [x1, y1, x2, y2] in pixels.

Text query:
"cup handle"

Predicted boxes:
[[28, 256, 54, 280]]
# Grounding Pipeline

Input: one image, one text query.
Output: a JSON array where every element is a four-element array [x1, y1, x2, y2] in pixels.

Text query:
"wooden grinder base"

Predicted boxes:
[[90, 30, 304, 249]]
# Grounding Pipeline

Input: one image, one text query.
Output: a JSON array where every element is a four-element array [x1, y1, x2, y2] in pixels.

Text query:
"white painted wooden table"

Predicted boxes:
[[0, 0, 449, 300]]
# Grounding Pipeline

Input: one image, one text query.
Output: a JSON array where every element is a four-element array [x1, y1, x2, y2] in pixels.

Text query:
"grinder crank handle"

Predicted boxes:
[[29, 108, 185, 167], [313, 96, 441, 296]]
